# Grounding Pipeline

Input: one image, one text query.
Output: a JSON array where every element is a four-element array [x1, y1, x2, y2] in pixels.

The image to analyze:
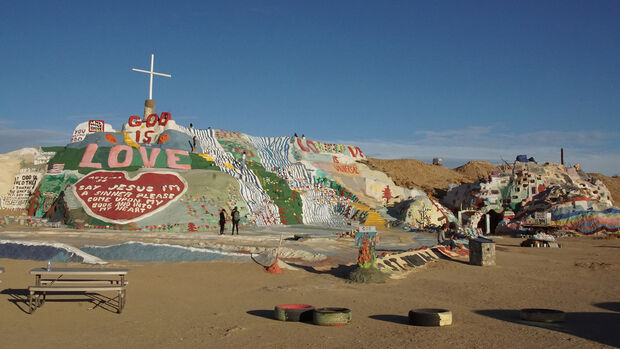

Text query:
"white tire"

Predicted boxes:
[[408, 308, 452, 326]]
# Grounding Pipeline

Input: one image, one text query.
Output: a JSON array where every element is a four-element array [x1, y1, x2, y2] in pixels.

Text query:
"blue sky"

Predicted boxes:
[[1, 1, 619, 174]]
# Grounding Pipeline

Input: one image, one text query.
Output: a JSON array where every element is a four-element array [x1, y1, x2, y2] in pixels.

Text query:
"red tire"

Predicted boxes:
[[274, 304, 315, 322]]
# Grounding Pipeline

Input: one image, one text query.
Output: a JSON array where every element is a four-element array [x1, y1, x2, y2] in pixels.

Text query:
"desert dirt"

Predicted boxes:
[[364, 158, 498, 199], [1, 235, 618, 348], [589, 173, 620, 207]]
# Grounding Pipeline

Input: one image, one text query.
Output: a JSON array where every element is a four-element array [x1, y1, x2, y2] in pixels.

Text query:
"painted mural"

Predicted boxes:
[[6, 110, 614, 236], [0, 111, 439, 232], [442, 160, 617, 235], [72, 171, 187, 224]]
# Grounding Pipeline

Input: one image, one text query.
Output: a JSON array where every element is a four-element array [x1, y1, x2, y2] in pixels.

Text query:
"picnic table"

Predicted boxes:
[[28, 267, 129, 314]]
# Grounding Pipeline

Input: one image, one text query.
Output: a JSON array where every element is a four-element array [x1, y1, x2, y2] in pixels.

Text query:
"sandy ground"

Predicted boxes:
[[0, 235, 619, 348]]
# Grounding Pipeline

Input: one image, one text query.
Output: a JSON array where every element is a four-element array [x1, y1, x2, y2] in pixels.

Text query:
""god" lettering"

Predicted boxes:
[[128, 112, 172, 127]]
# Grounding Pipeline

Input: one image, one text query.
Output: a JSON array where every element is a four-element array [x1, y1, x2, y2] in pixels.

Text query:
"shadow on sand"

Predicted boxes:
[[369, 314, 410, 325], [593, 302, 620, 312], [247, 309, 315, 324], [475, 306, 620, 347], [2, 288, 121, 314], [286, 263, 355, 280], [247, 309, 276, 320], [1, 288, 31, 314]]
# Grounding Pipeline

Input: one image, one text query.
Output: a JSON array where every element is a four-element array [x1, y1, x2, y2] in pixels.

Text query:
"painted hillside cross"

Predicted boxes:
[[132, 54, 172, 118], [132, 53, 171, 100]]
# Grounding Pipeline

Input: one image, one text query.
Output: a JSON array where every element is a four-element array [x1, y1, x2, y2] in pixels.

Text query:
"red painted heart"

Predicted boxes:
[[73, 171, 187, 224]]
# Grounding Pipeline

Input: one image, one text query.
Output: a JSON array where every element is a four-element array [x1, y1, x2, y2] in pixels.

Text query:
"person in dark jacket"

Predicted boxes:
[[231, 206, 240, 235], [219, 209, 227, 235], [438, 222, 458, 249]]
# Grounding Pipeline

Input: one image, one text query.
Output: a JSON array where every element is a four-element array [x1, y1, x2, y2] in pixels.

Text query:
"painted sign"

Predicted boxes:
[[70, 121, 116, 143], [73, 171, 187, 224], [123, 112, 177, 144], [88, 120, 105, 132], [355, 229, 379, 247], [534, 211, 551, 225], [71, 123, 89, 143], [78, 144, 191, 170], [295, 138, 365, 159], [2, 169, 42, 210], [359, 226, 377, 232], [34, 151, 56, 166]]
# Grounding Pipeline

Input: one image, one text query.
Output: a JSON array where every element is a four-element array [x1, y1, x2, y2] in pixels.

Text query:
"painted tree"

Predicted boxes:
[[382, 185, 393, 202], [349, 235, 388, 283], [357, 238, 375, 268]]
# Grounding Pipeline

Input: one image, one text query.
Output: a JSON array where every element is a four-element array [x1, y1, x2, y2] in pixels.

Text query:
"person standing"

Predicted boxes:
[[231, 206, 240, 235], [219, 209, 227, 235], [241, 151, 247, 168]]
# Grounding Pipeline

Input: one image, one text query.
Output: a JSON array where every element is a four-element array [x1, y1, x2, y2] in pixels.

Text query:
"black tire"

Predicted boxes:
[[274, 304, 315, 322], [520, 308, 565, 323], [313, 307, 352, 326], [408, 308, 452, 326]]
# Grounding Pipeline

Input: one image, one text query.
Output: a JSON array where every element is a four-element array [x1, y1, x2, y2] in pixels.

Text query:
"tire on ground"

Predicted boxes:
[[274, 304, 315, 322], [520, 308, 565, 323], [408, 308, 452, 326], [313, 307, 352, 326]]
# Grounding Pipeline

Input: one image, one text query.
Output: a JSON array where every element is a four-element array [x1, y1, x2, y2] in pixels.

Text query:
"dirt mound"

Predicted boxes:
[[589, 173, 620, 207], [364, 158, 469, 199], [455, 161, 498, 181]]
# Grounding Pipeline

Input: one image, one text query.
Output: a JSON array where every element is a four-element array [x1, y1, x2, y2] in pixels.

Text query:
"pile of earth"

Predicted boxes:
[[588, 173, 620, 207], [364, 158, 498, 199]]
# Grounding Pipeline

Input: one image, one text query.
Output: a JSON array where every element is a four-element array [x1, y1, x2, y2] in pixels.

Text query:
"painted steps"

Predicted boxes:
[[376, 247, 440, 279]]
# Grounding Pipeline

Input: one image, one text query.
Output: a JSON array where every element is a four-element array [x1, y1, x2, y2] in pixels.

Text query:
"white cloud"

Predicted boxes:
[[0, 122, 70, 153]]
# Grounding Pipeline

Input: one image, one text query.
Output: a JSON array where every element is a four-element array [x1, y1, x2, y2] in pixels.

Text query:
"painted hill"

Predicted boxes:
[[0, 113, 616, 237], [443, 161, 619, 235], [0, 114, 456, 232]]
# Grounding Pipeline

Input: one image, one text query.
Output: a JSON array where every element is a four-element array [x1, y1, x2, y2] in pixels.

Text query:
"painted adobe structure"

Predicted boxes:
[[442, 160, 619, 234], [0, 112, 456, 232]]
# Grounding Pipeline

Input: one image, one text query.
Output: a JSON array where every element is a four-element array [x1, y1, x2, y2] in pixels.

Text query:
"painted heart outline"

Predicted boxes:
[[72, 170, 188, 224]]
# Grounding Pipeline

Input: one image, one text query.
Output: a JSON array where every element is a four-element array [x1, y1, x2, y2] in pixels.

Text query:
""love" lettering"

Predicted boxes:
[[78, 144, 191, 170]]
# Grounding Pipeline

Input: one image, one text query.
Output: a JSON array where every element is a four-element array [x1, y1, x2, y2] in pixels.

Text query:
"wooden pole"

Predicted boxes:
[[266, 233, 284, 274]]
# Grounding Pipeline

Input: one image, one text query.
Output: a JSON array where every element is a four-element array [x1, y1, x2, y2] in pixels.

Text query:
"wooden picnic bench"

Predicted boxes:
[[28, 267, 129, 314]]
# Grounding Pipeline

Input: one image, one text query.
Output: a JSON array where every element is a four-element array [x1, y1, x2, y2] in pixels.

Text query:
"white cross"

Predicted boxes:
[[132, 54, 172, 100]]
